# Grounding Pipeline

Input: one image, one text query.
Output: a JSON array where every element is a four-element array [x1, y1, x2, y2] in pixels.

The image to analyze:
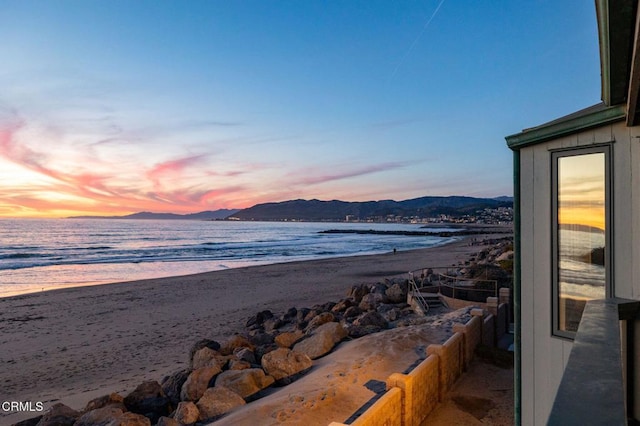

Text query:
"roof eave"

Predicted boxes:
[[505, 104, 626, 150]]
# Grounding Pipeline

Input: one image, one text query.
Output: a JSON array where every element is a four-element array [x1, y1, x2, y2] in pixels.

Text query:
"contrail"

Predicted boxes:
[[391, 0, 447, 78]]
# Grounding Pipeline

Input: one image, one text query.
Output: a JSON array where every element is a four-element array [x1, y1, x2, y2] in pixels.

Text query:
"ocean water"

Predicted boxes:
[[559, 228, 606, 300], [0, 219, 458, 298]]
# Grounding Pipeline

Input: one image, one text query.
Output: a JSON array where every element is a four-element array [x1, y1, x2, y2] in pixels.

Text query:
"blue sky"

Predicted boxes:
[[0, 1, 601, 217]]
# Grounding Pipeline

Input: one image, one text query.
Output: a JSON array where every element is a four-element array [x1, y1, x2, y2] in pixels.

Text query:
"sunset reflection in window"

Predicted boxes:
[[554, 150, 608, 335]]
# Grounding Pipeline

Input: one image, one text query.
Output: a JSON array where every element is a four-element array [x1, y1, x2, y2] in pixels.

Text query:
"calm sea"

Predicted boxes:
[[0, 219, 458, 298], [559, 228, 606, 300]]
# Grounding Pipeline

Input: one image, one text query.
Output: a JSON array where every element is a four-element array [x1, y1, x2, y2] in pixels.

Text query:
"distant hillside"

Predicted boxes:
[[228, 196, 512, 222], [493, 196, 514, 202], [68, 209, 239, 220]]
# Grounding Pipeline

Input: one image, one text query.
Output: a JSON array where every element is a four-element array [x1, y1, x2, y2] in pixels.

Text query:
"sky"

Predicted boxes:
[[559, 153, 605, 230], [0, 1, 602, 218]]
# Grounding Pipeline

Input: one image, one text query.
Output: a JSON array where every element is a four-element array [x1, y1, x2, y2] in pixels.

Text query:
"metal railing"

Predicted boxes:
[[408, 273, 431, 314], [408, 267, 498, 304]]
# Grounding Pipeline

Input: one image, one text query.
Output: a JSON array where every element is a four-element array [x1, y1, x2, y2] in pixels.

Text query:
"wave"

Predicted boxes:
[[0, 253, 46, 259], [0, 221, 457, 289]]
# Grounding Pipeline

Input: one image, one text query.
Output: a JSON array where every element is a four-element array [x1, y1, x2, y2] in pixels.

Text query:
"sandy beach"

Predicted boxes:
[[0, 231, 508, 425]]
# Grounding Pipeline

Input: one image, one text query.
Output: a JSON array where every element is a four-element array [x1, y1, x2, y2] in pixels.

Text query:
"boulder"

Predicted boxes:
[[261, 348, 313, 385], [317, 301, 336, 312], [74, 406, 124, 426], [354, 311, 389, 329], [233, 347, 257, 364], [293, 322, 347, 360], [295, 308, 311, 323], [281, 307, 298, 323], [12, 416, 42, 426], [155, 417, 180, 426], [228, 359, 252, 370], [160, 370, 190, 407], [303, 308, 323, 322], [245, 310, 274, 328], [496, 250, 513, 262], [254, 343, 279, 362], [219, 335, 255, 356], [214, 368, 275, 400], [180, 365, 222, 401], [84, 393, 126, 413], [359, 293, 386, 311], [466, 263, 509, 284], [196, 386, 246, 421], [274, 330, 304, 348], [385, 283, 408, 303], [246, 330, 274, 347], [369, 282, 388, 295], [191, 347, 223, 370], [188, 339, 221, 368], [346, 284, 369, 303], [343, 306, 363, 318], [379, 307, 400, 322], [331, 298, 354, 313], [263, 317, 284, 332], [123, 381, 170, 423], [172, 401, 199, 425], [304, 312, 335, 333], [35, 403, 79, 426], [105, 412, 151, 426]]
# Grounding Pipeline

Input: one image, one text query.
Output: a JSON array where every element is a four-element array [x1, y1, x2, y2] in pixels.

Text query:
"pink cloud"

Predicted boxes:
[[147, 154, 208, 182], [293, 161, 411, 185]]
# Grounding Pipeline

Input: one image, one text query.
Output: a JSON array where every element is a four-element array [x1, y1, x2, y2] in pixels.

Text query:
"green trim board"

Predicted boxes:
[[596, 0, 611, 105], [595, 0, 638, 107], [505, 104, 625, 150], [512, 150, 521, 426]]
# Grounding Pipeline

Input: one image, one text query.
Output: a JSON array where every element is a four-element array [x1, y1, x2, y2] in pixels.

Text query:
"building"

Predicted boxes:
[[506, 1, 640, 424]]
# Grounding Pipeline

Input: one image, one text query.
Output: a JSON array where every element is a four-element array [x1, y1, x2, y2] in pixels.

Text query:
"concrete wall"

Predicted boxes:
[[328, 313, 488, 426], [517, 119, 640, 425], [483, 313, 495, 347], [454, 313, 483, 368]]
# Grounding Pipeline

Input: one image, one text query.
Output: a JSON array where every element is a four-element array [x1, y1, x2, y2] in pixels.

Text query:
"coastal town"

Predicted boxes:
[[345, 206, 514, 226]]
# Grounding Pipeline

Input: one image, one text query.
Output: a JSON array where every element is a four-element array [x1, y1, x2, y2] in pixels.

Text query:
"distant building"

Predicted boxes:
[[506, 1, 640, 424]]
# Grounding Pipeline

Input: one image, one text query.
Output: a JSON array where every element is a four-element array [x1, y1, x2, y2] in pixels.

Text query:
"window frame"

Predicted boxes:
[[551, 144, 613, 339]]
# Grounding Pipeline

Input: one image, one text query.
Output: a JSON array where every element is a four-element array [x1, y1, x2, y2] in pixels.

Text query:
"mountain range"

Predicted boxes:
[[68, 196, 512, 222], [69, 209, 239, 220], [228, 196, 512, 221]]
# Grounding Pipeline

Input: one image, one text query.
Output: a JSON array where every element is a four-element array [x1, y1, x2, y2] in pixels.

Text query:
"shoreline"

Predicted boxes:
[[0, 244, 456, 300], [1, 230, 510, 424], [0, 223, 510, 300]]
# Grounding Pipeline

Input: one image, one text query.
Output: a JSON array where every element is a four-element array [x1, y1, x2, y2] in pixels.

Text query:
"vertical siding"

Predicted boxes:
[[531, 143, 553, 424], [519, 145, 536, 425], [612, 122, 633, 298], [631, 124, 640, 300]]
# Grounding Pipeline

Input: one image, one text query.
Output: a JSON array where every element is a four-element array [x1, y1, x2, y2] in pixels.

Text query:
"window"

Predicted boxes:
[[552, 146, 611, 338]]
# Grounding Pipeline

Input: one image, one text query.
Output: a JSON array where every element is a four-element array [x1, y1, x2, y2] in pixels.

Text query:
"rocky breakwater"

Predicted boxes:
[[13, 277, 428, 426]]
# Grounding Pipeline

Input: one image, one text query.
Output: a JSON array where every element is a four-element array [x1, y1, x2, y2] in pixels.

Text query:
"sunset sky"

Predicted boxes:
[[558, 153, 606, 231], [0, 1, 601, 218]]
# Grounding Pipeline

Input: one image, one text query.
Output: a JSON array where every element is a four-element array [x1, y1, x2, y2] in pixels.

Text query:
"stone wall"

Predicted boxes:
[[347, 387, 403, 426]]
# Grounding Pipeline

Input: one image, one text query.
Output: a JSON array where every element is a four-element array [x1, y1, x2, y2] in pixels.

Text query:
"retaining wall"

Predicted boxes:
[[328, 313, 487, 426]]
